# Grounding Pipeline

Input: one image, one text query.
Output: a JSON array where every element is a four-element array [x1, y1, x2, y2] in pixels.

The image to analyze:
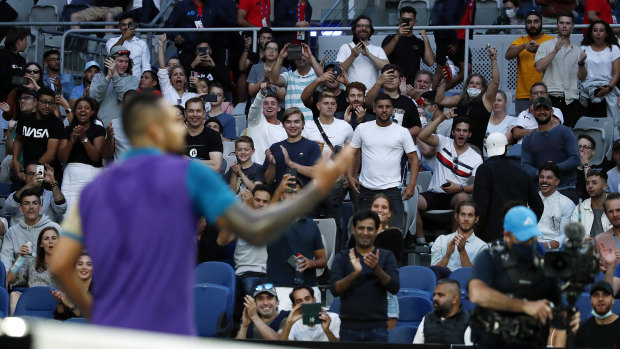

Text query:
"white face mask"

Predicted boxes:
[[467, 88, 482, 98], [505, 8, 517, 19], [592, 309, 614, 320]]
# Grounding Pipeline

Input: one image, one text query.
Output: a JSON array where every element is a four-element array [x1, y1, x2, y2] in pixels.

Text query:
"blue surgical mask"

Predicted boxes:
[[424, 108, 433, 118], [511, 242, 536, 261], [592, 309, 613, 320]]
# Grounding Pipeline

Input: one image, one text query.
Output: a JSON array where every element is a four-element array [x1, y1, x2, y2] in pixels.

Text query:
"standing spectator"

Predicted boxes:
[[237, 0, 270, 27], [435, 46, 499, 152], [534, 11, 583, 127], [607, 140, 620, 193], [57, 98, 106, 210], [574, 281, 620, 347], [484, 91, 516, 156], [90, 46, 140, 126], [239, 28, 274, 103], [246, 90, 287, 164], [330, 209, 399, 343], [571, 171, 612, 238], [138, 70, 160, 93], [505, 10, 553, 116], [536, 0, 576, 29], [69, 62, 100, 109], [512, 82, 565, 144], [487, 0, 525, 34], [105, 14, 151, 78], [579, 20, 620, 132], [0, 27, 28, 104], [70, 1, 126, 29], [348, 94, 418, 232], [101, 91, 135, 162], [247, 40, 287, 101], [280, 285, 340, 341], [336, 15, 389, 92], [268, 44, 323, 120], [381, 6, 434, 85], [184, 97, 223, 173], [184, 41, 233, 92], [430, 0, 476, 89], [473, 133, 543, 242], [583, 0, 614, 29], [521, 96, 580, 202], [117, 0, 161, 24], [2, 62, 43, 124], [335, 82, 375, 130], [236, 285, 291, 339], [301, 63, 349, 118], [42, 50, 75, 101], [273, 0, 312, 45], [536, 162, 575, 249], [157, 34, 197, 107], [206, 82, 236, 141]]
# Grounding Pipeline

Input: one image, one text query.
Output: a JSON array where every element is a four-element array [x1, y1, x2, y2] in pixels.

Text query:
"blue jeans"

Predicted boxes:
[[340, 327, 388, 343]]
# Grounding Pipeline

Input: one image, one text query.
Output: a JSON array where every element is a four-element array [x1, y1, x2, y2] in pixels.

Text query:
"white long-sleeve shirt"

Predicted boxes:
[[246, 92, 287, 164], [105, 36, 151, 78], [538, 191, 575, 248]]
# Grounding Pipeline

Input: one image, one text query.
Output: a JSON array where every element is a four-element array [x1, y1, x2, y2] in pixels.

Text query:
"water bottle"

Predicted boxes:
[[443, 56, 457, 81], [25, 241, 33, 255], [293, 253, 304, 285], [11, 256, 25, 274]]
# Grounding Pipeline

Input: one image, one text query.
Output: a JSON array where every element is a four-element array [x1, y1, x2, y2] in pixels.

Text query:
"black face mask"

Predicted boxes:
[[511, 242, 536, 261]]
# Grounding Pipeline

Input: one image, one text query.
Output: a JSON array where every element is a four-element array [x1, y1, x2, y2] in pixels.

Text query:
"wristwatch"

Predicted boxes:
[[82, 137, 89, 143], [583, 163, 590, 168], [65, 108, 72, 113]]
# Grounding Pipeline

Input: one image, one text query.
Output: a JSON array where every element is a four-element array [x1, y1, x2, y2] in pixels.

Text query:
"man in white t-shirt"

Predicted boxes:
[[512, 82, 564, 144], [348, 93, 419, 232], [279, 285, 340, 342], [537, 162, 574, 249], [336, 15, 389, 91], [303, 91, 354, 250], [416, 112, 483, 245], [247, 90, 287, 164], [105, 14, 150, 78]]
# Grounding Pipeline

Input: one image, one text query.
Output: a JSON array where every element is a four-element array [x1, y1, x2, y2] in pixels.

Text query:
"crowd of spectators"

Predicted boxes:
[[1, 0, 620, 346]]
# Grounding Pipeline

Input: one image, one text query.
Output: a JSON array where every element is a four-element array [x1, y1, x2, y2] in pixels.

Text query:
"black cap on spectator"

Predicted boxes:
[[533, 96, 553, 110], [590, 281, 613, 296], [526, 10, 542, 21]]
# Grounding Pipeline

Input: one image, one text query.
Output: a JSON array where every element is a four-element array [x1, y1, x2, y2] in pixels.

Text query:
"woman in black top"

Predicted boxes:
[[57, 97, 106, 209], [435, 46, 500, 153]]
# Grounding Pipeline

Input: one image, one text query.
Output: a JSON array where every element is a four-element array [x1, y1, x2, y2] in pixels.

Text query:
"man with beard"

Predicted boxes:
[[236, 284, 291, 339], [336, 15, 389, 93], [42, 50, 75, 101], [335, 82, 375, 130], [408, 70, 433, 104], [575, 281, 620, 347], [329, 209, 399, 342], [536, 161, 575, 249], [535, 11, 583, 127], [413, 279, 472, 344], [268, 44, 323, 120], [430, 201, 488, 278], [505, 10, 553, 116], [300, 63, 349, 118], [512, 82, 564, 144], [184, 97, 223, 173], [571, 171, 611, 237], [521, 96, 580, 203], [593, 191, 620, 254], [607, 140, 620, 193], [416, 114, 482, 246], [69, 61, 100, 109]]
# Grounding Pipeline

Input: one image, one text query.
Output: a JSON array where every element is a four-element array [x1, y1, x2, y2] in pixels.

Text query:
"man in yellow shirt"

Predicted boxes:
[[505, 10, 554, 116]]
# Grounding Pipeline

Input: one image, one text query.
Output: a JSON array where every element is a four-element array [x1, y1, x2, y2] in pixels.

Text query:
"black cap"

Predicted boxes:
[[590, 281, 614, 296], [533, 96, 553, 110]]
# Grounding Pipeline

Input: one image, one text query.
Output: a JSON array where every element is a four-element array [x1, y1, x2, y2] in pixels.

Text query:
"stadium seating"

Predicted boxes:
[[329, 297, 340, 314], [314, 218, 338, 275], [194, 283, 230, 337], [0, 287, 9, 318], [449, 267, 473, 295], [339, 201, 354, 236], [0, 263, 5, 290], [388, 325, 418, 343], [194, 262, 236, 320], [398, 266, 437, 297], [13, 286, 57, 318], [222, 141, 235, 157], [573, 117, 615, 164], [396, 295, 433, 327]]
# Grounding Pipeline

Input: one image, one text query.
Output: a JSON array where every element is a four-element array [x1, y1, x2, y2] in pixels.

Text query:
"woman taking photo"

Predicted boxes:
[[57, 97, 105, 209]]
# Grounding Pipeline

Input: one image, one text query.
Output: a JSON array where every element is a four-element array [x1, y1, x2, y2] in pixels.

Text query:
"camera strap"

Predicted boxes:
[[313, 116, 336, 154]]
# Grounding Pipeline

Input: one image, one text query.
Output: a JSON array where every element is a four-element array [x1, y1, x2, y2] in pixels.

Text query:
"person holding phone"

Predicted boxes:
[[0, 27, 28, 104], [280, 285, 340, 341], [185, 41, 233, 92], [105, 14, 150, 78]]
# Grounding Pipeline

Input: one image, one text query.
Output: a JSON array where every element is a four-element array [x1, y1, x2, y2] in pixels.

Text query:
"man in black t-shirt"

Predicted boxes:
[[366, 64, 422, 138], [12, 88, 64, 180], [381, 6, 435, 85], [184, 40, 232, 92], [575, 281, 620, 348], [184, 97, 223, 172]]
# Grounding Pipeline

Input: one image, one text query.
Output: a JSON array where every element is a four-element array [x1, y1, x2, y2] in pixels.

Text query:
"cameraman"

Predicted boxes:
[[469, 206, 579, 348]]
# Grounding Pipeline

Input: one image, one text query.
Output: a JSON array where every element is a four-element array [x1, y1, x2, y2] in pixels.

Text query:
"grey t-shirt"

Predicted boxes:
[[591, 208, 605, 237], [247, 62, 286, 108]]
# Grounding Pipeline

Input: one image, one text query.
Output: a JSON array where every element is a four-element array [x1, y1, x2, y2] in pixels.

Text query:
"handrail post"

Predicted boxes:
[[464, 28, 470, 84]]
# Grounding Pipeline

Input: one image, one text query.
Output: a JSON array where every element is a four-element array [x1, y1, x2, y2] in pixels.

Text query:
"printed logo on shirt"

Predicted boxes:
[[436, 147, 474, 177], [22, 126, 49, 139], [189, 148, 198, 157], [187, 10, 196, 16]]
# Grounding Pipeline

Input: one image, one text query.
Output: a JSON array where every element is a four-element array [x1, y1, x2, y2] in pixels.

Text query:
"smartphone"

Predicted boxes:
[[128, 22, 137, 30], [332, 65, 342, 79], [302, 303, 322, 325], [401, 18, 412, 25], [288, 44, 302, 60], [287, 167, 297, 189], [441, 182, 450, 188], [12, 76, 28, 86], [202, 94, 217, 103], [198, 47, 207, 56], [352, 36, 365, 49], [36, 165, 44, 178], [55, 84, 63, 96]]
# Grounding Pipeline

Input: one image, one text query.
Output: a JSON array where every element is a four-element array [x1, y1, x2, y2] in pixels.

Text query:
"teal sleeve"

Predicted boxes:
[[186, 160, 237, 224]]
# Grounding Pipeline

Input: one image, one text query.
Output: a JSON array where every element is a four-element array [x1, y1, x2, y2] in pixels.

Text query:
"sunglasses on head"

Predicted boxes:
[[255, 283, 274, 292], [115, 50, 130, 56]]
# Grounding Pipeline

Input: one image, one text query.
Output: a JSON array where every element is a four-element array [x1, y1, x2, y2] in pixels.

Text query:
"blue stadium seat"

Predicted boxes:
[[388, 325, 418, 343], [461, 296, 475, 311], [450, 267, 473, 294], [397, 288, 432, 300], [576, 293, 594, 322], [194, 283, 230, 337], [398, 266, 437, 295], [328, 297, 340, 314], [13, 286, 57, 318], [0, 262, 5, 290], [194, 262, 236, 320], [340, 201, 354, 235], [0, 288, 8, 318], [396, 295, 433, 327]]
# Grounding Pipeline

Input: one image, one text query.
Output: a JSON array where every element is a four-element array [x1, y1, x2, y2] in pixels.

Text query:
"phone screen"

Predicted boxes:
[[302, 303, 322, 325]]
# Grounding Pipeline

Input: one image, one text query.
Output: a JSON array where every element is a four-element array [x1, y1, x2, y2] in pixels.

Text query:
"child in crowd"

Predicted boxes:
[[223, 136, 265, 195]]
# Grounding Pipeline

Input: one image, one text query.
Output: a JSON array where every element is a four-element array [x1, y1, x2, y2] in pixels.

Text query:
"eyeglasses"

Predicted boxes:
[[255, 283, 274, 292], [46, 57, 60, 62], [38, 99, 55, 106], [356, 24, 371, 28], [25, 69, 40, 74], [578, 145, 593, 150], [19, 96, 34, 102], [25, 171, 36, 176]]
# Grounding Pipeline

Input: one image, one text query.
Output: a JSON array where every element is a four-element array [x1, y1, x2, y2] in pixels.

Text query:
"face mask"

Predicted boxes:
[[592, 309, 613, 320], [467, 88, 482, 98], [511, 242, 536, 261], [424, 108, 433, 118], [505, 8, 517, 19]]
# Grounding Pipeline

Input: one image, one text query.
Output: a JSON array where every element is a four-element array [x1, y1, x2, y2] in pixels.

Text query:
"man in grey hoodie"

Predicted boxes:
[[1, 189, 62, 271]]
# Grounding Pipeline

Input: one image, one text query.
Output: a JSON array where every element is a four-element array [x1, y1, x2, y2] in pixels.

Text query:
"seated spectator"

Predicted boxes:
[[536, 162, 575, 249], [101, 90, 136, 162], [157, 34, 197, 107], [593, 192, 620, 253], [301, 63, 349, 118], [268, 44, 323, 120], [420, 90, 452, 138], [0, 27, 28, 106], [574, 281, 620, 347], [512, 82, 564, 144], [57, 97, 106, 210], [6, 226, 60, 315], [265, 176, 326, 310], [90, 46, 140, 126], [572, 170, 612, 238], [205, 117, 226, 143], [224, 136, 265, 194], [185, 97, 223, 172], [105, 14, 151, 78], [431, 201, 488, 278], [53, 252, 93, 320], [484, 90, 517, 157], [416, 115, 483, 245], [407, 70, 433, 104], [236, 284, 291, 339], [487, 0, 525, 34], [247, 40, 286, 100], [138, 70, 161, 93], [70, 61, 100, 109], [334, 82, 375, 130], [0, 189, 62, 272], [414, 279, 472, 344], [608, 140, 620, 193], [70, 1, 126, 29], [280, 285, 340, 342], [184, 41, 232, 92], [247, 90, 287, 164], [206, 82, 236, 141], [3, 163, 66, 224], [42, 50, 75, 101], [576, 134, 602, 200]]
